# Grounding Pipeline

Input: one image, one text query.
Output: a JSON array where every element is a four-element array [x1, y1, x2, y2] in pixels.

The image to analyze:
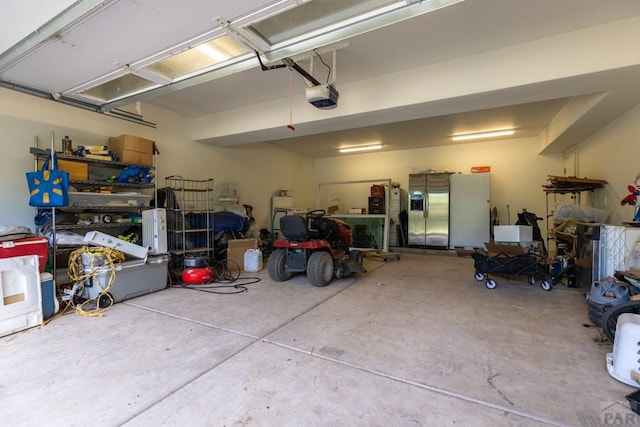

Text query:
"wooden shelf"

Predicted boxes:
[[542, 175, 607, 194], [30, 147, 145, 168]]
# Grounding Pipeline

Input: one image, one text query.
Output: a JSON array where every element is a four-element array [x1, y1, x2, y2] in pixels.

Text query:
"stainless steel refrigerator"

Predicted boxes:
[[408, 173, 450, 248]]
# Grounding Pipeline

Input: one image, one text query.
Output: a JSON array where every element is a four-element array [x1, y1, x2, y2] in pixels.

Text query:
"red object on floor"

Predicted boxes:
[[182, 267, 214, 284], [0, 236, 49, 272]]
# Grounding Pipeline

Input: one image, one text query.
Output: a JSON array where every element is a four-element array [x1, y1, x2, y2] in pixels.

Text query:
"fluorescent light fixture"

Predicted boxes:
[[339, 143, 383, 153], [452, 129, 515, 141], [196, 44, 229, 62]]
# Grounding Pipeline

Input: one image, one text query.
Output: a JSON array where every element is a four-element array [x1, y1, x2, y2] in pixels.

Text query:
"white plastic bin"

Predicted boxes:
[[493, 225, 533, 243], [607, 313, 640, 386], [0, 255, 42, 337]]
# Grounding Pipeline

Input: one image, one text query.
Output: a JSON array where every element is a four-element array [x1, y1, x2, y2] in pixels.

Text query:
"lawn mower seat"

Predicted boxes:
[[280, 215, 320, 240]]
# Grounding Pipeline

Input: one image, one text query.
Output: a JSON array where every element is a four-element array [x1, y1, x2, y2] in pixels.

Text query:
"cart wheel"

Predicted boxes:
[[486, 279, 497, 289], [474, 272, 484, 282], [541, 280, 552, 291], [528, 276, 536, 286], [98, 293, 113, 309]]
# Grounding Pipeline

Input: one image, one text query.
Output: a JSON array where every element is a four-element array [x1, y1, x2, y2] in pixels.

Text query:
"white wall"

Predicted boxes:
[[0, 88, 316, 231], [3, 86, 638, 237], [571, 103, 640, 225], [138, 104, 317, 230], [0, 87, 162, 228], [314, 137, 564, 230]]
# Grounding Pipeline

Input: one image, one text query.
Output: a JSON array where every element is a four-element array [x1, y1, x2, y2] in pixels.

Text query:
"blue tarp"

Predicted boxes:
[[185, 211, 250, 234]]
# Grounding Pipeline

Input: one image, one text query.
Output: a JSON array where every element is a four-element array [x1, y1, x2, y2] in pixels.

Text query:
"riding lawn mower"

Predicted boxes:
[[267, 209, 366, 286]]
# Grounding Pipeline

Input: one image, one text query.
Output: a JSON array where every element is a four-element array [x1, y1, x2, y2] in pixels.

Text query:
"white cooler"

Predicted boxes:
[[0, 255, 42, 337]]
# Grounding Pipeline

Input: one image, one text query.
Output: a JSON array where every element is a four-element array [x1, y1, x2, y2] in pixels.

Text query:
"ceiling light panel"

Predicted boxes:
[[80, 73, 159, 102], [339, 143, 383, 153], [247, 0, 401, 46], [451, 129, 515, 141], [141, 35, 250, 81]]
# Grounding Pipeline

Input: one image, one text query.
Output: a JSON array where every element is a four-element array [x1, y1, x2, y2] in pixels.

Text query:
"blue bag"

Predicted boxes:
[[26, 153, 69, 207]]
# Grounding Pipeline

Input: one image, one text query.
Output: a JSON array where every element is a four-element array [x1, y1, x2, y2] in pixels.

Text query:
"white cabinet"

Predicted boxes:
[[449, 174, 490, 249]]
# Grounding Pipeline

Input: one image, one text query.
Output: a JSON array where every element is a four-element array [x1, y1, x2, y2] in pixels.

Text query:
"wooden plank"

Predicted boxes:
[[546, 175, 607, 185]]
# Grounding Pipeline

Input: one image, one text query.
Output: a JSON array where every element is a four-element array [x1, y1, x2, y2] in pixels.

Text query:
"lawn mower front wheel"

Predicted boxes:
[[267, 249, 293, 282], [307, 251, 334, 287]]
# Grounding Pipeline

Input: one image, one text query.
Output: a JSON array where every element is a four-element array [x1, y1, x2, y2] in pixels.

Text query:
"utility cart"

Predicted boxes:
[[471, 242, 551, 291]]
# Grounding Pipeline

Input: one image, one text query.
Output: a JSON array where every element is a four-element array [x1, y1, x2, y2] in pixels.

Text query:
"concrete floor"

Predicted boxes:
[[0, 253, 637, 426]]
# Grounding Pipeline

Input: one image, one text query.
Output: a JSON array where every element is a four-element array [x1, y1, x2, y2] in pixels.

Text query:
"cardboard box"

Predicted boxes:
[[485, 242, 528, 256], [370, 185, 385, 198], [493, 225, 533, 243], [227, 238, 257, 270], [38, 159, 88, 180], [108, 135, 157, 167]]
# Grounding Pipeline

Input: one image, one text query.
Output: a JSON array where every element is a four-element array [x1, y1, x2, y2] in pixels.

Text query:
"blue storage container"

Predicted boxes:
[[40, 272, 56, 320]]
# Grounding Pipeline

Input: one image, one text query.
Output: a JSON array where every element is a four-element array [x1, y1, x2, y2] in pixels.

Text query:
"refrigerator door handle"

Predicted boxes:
[[424, 193, 429, 219]]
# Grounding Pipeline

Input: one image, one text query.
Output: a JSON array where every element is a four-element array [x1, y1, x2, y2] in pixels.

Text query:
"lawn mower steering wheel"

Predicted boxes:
[[306, 209, 326, 219]]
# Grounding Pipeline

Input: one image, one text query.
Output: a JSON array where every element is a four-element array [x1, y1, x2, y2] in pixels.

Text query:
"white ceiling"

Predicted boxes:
[[2, 0, 640, 158]]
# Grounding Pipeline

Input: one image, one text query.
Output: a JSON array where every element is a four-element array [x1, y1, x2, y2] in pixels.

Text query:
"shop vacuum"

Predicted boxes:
[[181, 256, 214, 284]]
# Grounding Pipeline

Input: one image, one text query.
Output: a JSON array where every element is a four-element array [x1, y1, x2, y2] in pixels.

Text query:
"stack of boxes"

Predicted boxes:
[[368, 185, 385, 214]]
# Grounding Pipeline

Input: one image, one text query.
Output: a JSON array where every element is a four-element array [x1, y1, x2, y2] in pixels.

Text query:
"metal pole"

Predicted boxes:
[[50, 131, 57, 279]]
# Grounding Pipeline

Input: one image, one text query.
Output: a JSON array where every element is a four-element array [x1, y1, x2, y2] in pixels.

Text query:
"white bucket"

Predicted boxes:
[[244, 249, 262, 272], [82, 265, 113, 300], [607, 313, 640, 387]]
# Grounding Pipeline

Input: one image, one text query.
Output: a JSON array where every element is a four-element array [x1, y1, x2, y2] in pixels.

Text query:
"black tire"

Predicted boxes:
[[486, 279, 497, 289], [528, 276, 536, 286], [474, 272, 484, 282], [588, 302, 612, 326], [307, 251, 334, 287], [98, 293, 113, 309], [267, 249, 292, 282], [601, 300, 640, 343], [541, 280, 552, 291], [350, 249, 364, 266]]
